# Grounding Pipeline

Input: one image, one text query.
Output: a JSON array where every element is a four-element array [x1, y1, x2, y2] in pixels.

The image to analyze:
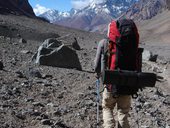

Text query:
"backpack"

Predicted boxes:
[[107, 19, 140, 71], [104, 19, 142, 96]]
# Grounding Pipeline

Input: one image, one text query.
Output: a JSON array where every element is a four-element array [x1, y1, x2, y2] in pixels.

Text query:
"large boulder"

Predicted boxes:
[[32, 38, 82, 70]]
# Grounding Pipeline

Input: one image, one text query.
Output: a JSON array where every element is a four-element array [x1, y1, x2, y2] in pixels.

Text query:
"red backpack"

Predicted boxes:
[[103, 19, 144, 96], [107, 19, 140, 71], [102, 19, 157, 96]]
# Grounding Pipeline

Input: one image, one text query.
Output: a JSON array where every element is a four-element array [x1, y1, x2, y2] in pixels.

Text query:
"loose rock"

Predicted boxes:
[[29, 68, 42, 78], [19, 38, 27, 43], [0, 60, 4, 70], [41, 119, 53, 126]]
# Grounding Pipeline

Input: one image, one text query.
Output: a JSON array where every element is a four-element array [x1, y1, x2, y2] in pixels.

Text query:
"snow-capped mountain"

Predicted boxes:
[[39, 9, 70, 23], [39, 0, 139, 31], [79, 0, 138, 17], [37, 0, 169, 33]]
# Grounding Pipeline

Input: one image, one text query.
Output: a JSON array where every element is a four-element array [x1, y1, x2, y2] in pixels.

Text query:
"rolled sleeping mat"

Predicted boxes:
[[102, 70, 157, 87]]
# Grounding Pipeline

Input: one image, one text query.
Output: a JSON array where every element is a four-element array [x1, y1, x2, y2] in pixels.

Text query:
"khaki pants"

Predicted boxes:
[[102, 88, 131, 128]]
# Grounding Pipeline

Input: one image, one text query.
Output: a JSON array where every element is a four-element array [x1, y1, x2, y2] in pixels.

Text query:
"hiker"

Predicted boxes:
[[94, 19, 139, 128]]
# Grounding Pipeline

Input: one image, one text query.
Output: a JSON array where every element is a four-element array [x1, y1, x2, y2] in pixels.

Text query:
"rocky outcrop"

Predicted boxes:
[[120, 0, 168, 21], [0, 0, 35, 17], [166, 0, 170, 10]]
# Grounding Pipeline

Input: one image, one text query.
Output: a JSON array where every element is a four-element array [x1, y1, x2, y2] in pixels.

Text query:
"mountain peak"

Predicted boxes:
[[39, 0, 140, 31]]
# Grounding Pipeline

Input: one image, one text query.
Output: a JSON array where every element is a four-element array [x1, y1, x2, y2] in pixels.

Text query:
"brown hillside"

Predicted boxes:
[[139, 11, 170, 43]]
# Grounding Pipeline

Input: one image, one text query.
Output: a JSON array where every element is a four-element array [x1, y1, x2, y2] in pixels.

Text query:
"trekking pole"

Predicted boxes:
[[96, 78, 100, 128], [134, 98, 140, 128]]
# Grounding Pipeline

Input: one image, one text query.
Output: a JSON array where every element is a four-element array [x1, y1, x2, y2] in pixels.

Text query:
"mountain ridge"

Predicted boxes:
[[0, 0, 35, 17], [39, 0, 169, 33], [40, 0, 138, 31], [119, 0, 169, 21]]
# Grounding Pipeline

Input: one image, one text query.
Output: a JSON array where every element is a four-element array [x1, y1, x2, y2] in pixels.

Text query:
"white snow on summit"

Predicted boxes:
[[40, 0, 138, 23]]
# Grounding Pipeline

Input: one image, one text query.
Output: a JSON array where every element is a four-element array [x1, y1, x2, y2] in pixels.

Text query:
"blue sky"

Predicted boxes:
[[28, 0, 105, 15], [29, 0, 72, 15], [29, 0, 72, 12]]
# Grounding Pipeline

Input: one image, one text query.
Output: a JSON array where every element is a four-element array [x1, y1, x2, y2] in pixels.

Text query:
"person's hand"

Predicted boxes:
[[95, 72, 101, 79]]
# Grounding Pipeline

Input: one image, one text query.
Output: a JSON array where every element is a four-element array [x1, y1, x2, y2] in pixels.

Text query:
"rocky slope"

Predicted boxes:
[[119, 0, 169, 21], [167, 0, 170, 9], [93, 0, 170, 33], [137, 10, 170, 58], [0, 0, 35, 17], [0, 12, 170, 128], [97, 0, 170, 34]]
